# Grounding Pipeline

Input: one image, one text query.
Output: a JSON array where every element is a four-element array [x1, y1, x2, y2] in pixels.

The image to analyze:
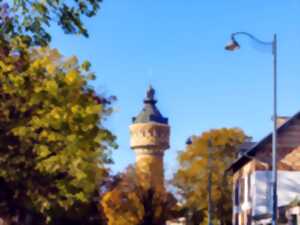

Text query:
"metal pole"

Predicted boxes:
[[208, 140, 213, 225], [271, 33, 278, 225], [226, 32, 278, 225]]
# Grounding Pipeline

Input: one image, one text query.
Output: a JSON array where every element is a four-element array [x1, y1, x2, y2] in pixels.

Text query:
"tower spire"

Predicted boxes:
[[144, 85, 157, 104], [132, 85, 168, 124]]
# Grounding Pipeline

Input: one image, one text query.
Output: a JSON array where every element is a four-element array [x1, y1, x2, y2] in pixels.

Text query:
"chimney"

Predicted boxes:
[[276, 116, 290, 128]]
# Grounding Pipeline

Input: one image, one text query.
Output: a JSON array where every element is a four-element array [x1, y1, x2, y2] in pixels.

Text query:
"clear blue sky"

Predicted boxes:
[[50, 0, 300, 177]]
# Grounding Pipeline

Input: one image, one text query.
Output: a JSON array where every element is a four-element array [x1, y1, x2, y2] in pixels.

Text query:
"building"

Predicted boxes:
[[129, 86, 170, 189], [129, 86, 187, 225], [227, 113, 300, 225]]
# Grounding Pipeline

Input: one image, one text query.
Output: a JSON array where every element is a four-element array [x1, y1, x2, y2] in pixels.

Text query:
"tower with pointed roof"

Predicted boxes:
[[129, 86, 170, 189]]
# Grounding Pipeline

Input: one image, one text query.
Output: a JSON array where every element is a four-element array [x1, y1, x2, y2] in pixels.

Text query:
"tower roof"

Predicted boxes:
[[132, 86, 168, 124]]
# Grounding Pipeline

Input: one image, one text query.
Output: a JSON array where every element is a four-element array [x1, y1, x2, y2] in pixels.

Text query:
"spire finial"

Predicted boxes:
[[147, 85, 155, 99], [144, 85, 157, 104]]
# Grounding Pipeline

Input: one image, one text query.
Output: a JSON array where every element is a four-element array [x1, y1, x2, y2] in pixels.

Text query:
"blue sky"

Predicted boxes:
[[50, 0, 300, 177]]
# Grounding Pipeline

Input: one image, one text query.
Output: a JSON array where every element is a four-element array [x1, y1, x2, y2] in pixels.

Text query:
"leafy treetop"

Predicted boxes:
[[173, 128, 245, 225], [0, 36, 116, 224]]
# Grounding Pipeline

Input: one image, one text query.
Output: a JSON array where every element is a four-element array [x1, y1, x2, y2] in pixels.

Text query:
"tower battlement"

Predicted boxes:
[[130, 122, 170, 153]]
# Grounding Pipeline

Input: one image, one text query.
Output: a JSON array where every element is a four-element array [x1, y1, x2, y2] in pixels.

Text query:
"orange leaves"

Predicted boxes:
[[100, 166, 178, 225], [102, 188, 144, 225], [101, 175, 144, 225]]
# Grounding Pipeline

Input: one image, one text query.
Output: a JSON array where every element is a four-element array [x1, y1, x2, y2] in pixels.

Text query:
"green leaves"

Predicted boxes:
[[1, 0, 102, 46], [0, 0, 102, 46], [0, 38, 116, 224], [81, 60, 91, 71]]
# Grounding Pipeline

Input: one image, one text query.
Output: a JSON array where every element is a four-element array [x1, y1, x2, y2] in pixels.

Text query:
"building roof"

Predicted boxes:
[[132, 86, 168, 124], [227, 111, 300, 173]]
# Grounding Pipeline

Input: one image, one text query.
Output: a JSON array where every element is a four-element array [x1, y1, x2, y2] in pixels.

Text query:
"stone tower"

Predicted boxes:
[[129, 86, 170, 189]]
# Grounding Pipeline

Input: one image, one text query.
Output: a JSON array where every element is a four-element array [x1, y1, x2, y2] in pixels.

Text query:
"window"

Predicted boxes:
[[235, 213, 239, 225], [291, 215, 298, 225], [247, 174, 251, 202], [234, 177, 247, 206], [235, 180, 239, 206], [246, 214, 251, 225], [239, 178, 245, 204]]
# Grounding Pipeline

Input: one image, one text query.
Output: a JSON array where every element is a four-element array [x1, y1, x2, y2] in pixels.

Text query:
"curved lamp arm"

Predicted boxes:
[[225, 32, 276, 54], [232, 32, 273, 46]]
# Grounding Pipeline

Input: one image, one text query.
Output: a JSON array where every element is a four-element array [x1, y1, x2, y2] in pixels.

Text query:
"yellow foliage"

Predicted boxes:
[[0, 37, 116, 223], [65, 70, 79, 85], [101, 166, 178, 225], [102, 188, 144, 225], [174, 128, 245, 225], [45, 80, 58, 95], [86, 105, 102, 115]]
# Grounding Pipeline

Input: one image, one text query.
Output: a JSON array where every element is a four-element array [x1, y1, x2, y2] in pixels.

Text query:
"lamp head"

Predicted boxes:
[[225, 39, 240, 51]]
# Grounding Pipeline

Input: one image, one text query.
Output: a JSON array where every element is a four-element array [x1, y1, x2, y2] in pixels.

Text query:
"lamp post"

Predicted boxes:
[[207, 140, 213, 225], [225, 32, 278, 225]]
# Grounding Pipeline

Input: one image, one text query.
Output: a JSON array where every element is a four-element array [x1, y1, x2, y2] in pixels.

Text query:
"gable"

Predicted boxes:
[[228, 111, 300, 173], [255, 117, 300, 170]]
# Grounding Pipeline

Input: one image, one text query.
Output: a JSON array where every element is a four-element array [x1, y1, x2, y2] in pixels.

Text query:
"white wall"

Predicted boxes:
[[253, 171, 300, 216]]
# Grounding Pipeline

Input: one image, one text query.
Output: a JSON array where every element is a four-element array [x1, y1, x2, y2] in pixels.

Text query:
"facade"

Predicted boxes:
[[228, 114, 300, 225], [129, 86, 170, 189]]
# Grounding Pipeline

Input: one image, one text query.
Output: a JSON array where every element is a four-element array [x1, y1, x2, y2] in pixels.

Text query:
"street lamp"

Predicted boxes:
[[225, 32, 278, 225], [188, 137, 213, 225], [207, 140, 213, 225]]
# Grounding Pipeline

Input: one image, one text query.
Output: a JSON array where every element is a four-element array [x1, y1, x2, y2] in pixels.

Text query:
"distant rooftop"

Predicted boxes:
[[227, 111, 300, 173], [132, 86, 168, 124]]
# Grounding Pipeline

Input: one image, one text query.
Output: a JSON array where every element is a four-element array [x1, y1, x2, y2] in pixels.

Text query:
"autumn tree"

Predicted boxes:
[[0, 0, 102, 46], [101, 166, 179, 225], [173, 128, 245, 225], [49, 189, 108, 225], [0, 37, 116, 224]]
